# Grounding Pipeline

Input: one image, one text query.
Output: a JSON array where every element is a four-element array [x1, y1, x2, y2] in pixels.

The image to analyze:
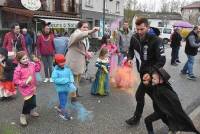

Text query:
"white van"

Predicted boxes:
[[158, 27, 173, 44]]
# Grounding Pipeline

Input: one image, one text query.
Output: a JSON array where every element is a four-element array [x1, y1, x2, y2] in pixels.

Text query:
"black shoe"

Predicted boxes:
[[171, 62, 178, 66], [181, 70, 187, 75], [125, 116, 140, 125], [187, 75, 197, 80], [176, 60, 181, 63]]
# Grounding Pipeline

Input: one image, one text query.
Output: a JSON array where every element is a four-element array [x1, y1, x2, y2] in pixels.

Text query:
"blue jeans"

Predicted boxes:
[[182, 55, 195, 76], [58, 92, 68, 116]]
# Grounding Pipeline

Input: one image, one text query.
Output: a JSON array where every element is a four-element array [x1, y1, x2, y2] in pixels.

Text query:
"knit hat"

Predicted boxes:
[[54, 54, 66, 64]]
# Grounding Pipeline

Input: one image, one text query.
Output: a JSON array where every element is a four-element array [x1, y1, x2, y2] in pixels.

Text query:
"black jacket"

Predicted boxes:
[[153, 83, 199, 133], [2, 59, 17, 81], [185, 31, 200, 56], [127, 33, 166, 78], [170, 31, 182, 47]]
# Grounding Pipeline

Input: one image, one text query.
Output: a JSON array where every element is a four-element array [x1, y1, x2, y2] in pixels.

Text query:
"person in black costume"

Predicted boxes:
[[126, 17, 166, 125], [144, 67, 200, 134]]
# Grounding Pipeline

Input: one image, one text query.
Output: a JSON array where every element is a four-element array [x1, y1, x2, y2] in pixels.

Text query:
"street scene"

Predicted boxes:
[[0, 0, 200, 134], [0, 43, 200, 134]]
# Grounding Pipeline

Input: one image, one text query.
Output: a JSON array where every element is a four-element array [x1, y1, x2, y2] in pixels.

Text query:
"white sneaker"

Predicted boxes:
[[43, 78, 49, 83], [30, 110, 39, 117], [20, 114, 27, 126], [49, 78, 53, 83]]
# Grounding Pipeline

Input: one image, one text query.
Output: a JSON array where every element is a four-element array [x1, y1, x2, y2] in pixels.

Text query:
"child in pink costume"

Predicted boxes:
[[113, 57, 136, 89], [13, 51, 41, 126], [101, 34, 118, 76]]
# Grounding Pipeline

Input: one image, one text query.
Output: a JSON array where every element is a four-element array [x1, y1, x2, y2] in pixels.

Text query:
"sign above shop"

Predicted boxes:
[[21, 0, 41, 11], [40, 18, 78, 28]]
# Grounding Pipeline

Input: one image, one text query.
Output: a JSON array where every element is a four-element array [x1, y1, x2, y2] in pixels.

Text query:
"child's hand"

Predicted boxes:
[[25, 76, 32, 85], [142, 73, 151, 85], [101, 65, 108, 73]]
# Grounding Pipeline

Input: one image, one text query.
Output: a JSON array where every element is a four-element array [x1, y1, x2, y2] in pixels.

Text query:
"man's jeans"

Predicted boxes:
[[182, 54, 195, 76]]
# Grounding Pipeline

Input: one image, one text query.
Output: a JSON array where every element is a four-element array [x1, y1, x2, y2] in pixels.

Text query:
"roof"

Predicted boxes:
[[181, 1, 200, 9], [135, 12, 182, 20], [0, 6, 79, 19]]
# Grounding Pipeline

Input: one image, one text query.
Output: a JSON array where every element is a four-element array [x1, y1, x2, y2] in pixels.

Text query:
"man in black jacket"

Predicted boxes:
[[181, 25, 200, 80], [170, 28, 182, 66], [125, 17, 166, 125]]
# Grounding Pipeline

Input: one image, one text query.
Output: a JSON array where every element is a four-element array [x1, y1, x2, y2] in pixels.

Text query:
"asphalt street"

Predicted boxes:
[[0, 43, 200, 134]]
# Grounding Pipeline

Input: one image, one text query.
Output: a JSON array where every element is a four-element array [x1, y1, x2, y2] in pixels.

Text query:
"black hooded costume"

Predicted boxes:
[[145, 68, 199, 134], [0, 48, 17, 81]]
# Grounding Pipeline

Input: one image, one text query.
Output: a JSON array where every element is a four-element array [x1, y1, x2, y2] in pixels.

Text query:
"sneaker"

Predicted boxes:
[[43, 78, 49, 83], [125, 116, 140, 125], [20, 114, 27, 126], [30, 110, 39, 117], [49, 78, 53, 83], [176, 60, 181, 63], [181, 70, 187, 75], [54, 106, 62, 113], [187, 75, 197, 80], [59, 114, 73, 121]]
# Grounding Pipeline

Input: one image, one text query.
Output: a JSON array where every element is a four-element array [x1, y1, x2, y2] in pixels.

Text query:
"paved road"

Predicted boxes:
[[0, 43, 200, 134]]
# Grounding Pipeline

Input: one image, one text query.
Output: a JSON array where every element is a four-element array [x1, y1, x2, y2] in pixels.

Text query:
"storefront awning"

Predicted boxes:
[[39, 18, 78, 28]]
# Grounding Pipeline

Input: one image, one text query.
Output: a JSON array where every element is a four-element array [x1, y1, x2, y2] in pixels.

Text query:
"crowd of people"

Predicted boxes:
[[0, 17, 200, 134]]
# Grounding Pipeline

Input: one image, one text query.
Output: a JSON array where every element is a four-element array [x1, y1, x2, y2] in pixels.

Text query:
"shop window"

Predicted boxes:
[[95, 20, 100, 27]]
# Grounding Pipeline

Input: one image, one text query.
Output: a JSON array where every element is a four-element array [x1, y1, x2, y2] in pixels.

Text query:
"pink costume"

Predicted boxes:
[[101, 43, 118, 76], [13, 61, 41, 98]]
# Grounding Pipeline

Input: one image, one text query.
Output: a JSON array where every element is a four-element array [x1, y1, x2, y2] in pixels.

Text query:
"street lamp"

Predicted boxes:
[[103, 0, 113, 35]]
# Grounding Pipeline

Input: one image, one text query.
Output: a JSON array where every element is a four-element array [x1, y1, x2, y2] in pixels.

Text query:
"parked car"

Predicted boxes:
[[158, 27, 173, 44]]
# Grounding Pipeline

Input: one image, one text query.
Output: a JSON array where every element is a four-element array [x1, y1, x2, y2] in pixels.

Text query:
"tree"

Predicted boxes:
[[161, 0, 169, 12]]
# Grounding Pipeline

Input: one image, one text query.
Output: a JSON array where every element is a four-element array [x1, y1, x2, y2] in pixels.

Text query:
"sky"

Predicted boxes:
[[125, 0, 197, 12]]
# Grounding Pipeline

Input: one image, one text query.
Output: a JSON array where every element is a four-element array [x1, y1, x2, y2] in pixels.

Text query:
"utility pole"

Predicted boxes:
[[103, 0, 113, 36], [103, 0, 106, 36]]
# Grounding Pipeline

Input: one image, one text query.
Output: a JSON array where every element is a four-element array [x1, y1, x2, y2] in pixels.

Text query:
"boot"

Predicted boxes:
[[20, 114, 27, 126], [125, 115, 140, 125]]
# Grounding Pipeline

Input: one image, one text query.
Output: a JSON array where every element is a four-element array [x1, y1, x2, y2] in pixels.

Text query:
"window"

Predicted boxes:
[[105, 0, 108, 10], [55, 0, 62, 11], [158, 22, 164, 27], [86, 0, 93, 7], [95, 20, 100, 27], [116, 1, 120, 13], [163, 28, 172, 34]]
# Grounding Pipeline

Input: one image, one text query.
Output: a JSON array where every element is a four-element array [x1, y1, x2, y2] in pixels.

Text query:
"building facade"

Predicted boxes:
[[81, 0, 124, 30], [181, 1, 200, 25], [0, 0, 80, 32]]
